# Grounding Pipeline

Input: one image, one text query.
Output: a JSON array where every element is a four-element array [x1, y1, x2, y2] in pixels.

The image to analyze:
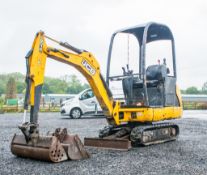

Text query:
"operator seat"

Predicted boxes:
[[146, 64, 168, 87], [132, 64, 168, 88], [122, 64, 168, 105]]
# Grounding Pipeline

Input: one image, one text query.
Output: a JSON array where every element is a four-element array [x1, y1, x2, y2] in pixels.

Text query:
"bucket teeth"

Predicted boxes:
[[11, 128, 90, 162]]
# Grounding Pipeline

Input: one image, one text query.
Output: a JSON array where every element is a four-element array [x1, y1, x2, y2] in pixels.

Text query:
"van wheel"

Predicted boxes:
[[70, 108, 82, 119]]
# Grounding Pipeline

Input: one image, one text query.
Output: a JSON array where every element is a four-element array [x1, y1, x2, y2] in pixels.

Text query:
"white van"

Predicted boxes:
[[60, 88, 102, 118]]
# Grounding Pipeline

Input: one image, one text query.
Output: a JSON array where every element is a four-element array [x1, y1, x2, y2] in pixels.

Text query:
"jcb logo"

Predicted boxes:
[[82, 59, 96, 75]]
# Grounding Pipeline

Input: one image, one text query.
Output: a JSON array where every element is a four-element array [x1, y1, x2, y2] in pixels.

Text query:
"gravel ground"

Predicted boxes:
[[0, 111, 207, 175]]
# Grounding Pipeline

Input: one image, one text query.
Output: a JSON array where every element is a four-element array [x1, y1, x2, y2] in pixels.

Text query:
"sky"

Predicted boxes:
[[0, 0, 207, 89]]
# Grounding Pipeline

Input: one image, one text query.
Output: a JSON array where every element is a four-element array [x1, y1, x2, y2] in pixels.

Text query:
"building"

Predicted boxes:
[[182, 94, 207, 102]]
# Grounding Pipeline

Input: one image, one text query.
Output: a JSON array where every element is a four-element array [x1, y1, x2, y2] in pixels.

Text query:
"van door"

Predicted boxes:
[[79, 89, 97, 113]]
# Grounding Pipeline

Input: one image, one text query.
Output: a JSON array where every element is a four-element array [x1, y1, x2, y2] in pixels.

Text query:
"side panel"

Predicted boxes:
[[153, 107, 181, 121], [114, 106, 182, 125], [165, 77, 179, 106]]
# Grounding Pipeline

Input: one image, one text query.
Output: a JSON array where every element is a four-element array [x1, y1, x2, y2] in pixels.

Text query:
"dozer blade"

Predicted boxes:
[[11, 129, 90, 162], [84, 137, 131, 151]]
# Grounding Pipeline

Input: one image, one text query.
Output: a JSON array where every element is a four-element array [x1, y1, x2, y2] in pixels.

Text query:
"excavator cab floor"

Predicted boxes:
[[11, 128, 90, 163]]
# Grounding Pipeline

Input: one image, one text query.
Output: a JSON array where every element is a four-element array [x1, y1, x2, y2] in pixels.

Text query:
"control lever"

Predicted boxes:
[[122, 67, 126, 75]]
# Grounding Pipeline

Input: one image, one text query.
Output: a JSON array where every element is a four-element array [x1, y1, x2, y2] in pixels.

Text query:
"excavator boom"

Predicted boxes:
[[11, 31, 118, 162], [24, 32, 114, 125]]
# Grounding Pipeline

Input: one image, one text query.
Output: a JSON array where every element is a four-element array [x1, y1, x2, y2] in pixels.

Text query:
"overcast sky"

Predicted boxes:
[[0, 0, 207, 89]]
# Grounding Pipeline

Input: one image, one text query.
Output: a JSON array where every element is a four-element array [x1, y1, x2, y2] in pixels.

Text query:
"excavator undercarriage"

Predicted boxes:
[[84, 122, 179, 150]]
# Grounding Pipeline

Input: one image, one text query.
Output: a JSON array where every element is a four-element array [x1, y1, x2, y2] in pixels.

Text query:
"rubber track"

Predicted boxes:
[[131, 122, 179, 146]]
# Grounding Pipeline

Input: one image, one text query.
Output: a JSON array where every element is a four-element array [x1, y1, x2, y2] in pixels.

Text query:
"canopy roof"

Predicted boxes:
[[113, 22, 174, 45]]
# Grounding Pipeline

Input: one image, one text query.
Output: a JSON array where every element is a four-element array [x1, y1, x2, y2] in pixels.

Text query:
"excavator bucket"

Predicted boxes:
[[11, 134, 68, 162], [11, 128, 90, 162]]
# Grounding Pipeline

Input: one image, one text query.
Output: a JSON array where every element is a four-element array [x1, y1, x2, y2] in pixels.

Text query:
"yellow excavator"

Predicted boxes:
[[11, 22, 182, 162]]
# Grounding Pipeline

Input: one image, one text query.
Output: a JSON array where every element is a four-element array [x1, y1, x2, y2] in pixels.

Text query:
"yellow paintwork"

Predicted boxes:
[[113, 104, 182, 125], [28, 32, 114, 116], [27, 32, 182, 126], [29, 32, 47, 105]]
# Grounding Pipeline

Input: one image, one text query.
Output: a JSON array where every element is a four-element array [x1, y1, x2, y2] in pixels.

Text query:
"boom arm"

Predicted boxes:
[[24, 31, 115, 127]]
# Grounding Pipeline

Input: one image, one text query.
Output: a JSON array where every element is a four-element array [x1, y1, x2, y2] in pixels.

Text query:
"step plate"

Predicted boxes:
[[84, 137, 131, 151]]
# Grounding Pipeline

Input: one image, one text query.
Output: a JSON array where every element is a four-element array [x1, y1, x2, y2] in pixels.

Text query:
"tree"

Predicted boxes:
[[67, 75, 89, 94], [43, 78, 68, 94], [16, 81, 26, 94], [181, 89, 186, 94], [185, 86, 199, 94], [202, 82, 207, 94], [0, 72, 25, 95], [6, 77, 17, 99], [0, 86, 4, 96], [0, 73, 90, 95], [0, 96, 5, 109], [42, 82, 51, 94]]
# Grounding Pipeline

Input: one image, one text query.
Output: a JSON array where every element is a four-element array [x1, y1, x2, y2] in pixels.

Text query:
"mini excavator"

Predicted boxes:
[[11, 22, 182, 162]]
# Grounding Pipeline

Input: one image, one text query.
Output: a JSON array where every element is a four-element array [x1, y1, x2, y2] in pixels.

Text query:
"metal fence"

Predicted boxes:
[[182, 95, 207, 109]]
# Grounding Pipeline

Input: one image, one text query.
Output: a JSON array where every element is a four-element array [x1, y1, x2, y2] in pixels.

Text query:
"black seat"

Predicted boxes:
[[132, 65, 167, 88], [147, 64, 167, 86], [133, 79, 159, 88], [146, 65, 167, 81]]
